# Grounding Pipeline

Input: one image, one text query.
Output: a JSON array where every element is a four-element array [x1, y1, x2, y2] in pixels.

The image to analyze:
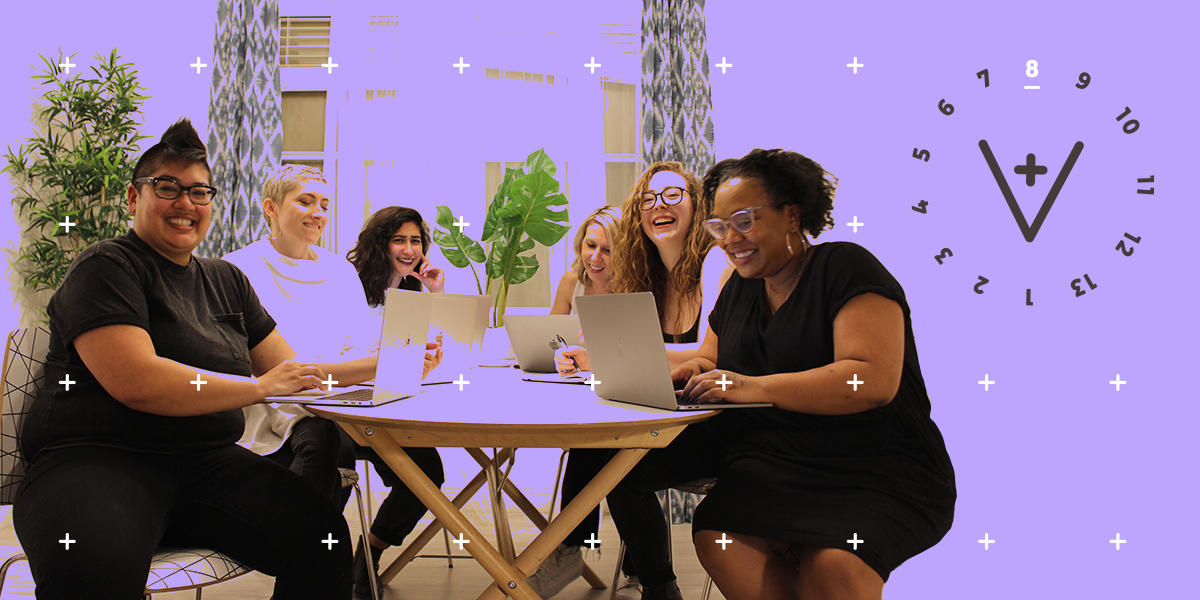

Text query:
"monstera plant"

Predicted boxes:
[[433, 148, 570, 327]]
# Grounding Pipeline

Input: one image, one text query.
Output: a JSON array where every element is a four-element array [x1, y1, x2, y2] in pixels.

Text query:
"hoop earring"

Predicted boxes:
[[785, 230, 797, 256]]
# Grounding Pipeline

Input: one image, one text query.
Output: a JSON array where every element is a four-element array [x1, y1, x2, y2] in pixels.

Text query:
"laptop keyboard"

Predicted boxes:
[[319, 388, 375, 402]]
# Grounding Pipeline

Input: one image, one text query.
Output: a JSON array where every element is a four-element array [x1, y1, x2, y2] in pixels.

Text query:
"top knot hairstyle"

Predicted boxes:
[[702, 149, 839, 238], [130, 117, 211, 182]]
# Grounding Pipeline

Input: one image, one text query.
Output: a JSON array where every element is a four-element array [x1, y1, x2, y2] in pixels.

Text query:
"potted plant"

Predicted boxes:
[[432, 148, 570, 328], [4, 49, 150, 325]]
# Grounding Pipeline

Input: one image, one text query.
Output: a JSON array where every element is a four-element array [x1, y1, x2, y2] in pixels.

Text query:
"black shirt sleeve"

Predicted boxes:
[[821, 243, 908, 323], [49, 245, 151, 346]]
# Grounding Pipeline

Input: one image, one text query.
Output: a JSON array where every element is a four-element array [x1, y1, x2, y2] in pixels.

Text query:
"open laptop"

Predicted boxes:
[[270, 288, 432, 407], [575, 293, 773, 411], [505, 314, 582, 373]]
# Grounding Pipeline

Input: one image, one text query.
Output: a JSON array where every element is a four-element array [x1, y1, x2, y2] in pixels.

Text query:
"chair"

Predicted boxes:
[[547, 450, 716, 600], [0, 327, 254, 599]]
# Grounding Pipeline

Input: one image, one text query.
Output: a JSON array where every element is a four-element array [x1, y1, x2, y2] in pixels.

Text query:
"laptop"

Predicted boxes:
[[270, 288, 432, 406], [505, 314, 582, 373], [424, 293, 491, 384], [575, 293, 773, 411]]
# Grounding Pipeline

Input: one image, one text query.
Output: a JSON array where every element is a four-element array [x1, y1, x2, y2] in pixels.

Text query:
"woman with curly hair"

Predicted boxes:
[[341, 205, 447, 598], [608, 149, 956, 600], [549, 204, 621, 315]]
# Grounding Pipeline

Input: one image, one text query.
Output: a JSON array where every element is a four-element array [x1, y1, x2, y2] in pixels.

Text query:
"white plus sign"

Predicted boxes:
[[846, 57, 864, 74], [584, 57, 602, 74], [191, 373, 207, 391], [59, 534, 75, 549], [1109, 374, 1126, 391], [715, 533, 733, 550], [715, 57, 733, 75], [846, 216, 864, 233], [978, 533, 995, 549], [846, 533, 864, 550], [716, 373, 733, 391], [453, 215, 470, 233], [978, 374, 995, 391], [584, 534, 602, 549], [320, 58, 339, 74], [1110, 533, 1126, 549], [321, 374, 338, 391], [321, 534, 338, 550], [584, 374, 602, 392], [59, 374, 75, 391], [58, 216, 76, 233], [452, 533, 470, 550], [452, 56, 470, 74], [453, 374, 470, 391], [59, 58, 76, 74], [846, 374, 863, 391], [190, 57, 208, 74]]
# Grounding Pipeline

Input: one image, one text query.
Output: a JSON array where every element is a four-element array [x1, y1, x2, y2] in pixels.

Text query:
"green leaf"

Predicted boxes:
[[496, 170, 571, 246], [431, 205, 485, 266], [506, 253, 539, 285], [524, 148, 557, 178]]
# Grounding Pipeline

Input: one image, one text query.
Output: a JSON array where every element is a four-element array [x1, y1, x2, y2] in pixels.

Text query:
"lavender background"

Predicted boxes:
[[2, 1, 1197, 598]]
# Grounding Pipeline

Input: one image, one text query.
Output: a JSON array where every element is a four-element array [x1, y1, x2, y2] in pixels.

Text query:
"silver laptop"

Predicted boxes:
[[505, 314, 582, 373], [575, 293, 773, 411], [270, 288, 432, 406]]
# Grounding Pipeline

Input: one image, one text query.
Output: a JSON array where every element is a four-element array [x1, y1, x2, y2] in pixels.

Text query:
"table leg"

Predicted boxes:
[[354, 426, 543, 600], [475, 447, 649, 600], [485, 447, 518, 563]]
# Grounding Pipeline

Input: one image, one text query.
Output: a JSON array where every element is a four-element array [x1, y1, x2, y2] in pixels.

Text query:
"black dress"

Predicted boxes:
[[691, 241, 956, 581]]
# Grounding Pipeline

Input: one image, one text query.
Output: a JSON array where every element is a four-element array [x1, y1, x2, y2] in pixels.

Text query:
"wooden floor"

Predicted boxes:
[[0, 481, 724, 600]]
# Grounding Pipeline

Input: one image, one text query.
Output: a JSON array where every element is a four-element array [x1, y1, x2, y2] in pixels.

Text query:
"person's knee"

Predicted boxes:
[[798, 547, 883, 600]]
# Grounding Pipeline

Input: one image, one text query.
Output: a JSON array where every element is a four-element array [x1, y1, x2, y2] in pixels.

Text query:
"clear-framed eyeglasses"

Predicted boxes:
[[134, 177, 218, 205], [704, 205, 767, 239], [640, 186, 688, 211]]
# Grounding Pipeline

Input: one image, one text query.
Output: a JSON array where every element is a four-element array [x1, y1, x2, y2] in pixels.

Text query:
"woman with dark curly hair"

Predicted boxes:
[[348, 206, 445, 309], [341, 205, 447, 598], [607, 149, 956, 600]]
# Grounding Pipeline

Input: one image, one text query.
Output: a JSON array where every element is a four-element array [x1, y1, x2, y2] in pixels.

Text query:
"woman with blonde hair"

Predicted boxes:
[[549, 204, 621, 315]]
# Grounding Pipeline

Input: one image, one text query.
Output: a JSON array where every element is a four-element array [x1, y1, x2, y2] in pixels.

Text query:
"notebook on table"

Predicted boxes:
[[269, 289, 432, 407], [504, 314, 590, 384], [575, 293, 773, 411], [423, 293, 491, 384]]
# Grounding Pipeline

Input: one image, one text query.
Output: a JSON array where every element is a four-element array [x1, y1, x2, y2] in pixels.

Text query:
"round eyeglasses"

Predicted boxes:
[[704, 205, 767, 239], [134, 177, 218, 205], [640, 186, 687, 211]]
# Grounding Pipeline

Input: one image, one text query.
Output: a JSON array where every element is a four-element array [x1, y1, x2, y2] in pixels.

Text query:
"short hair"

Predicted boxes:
[[262, 164, 327, 229], [571, 205, 622, 288], [346, 206, 432, 307], [702, 149, 838, 238], [130, 118, 210, 183]]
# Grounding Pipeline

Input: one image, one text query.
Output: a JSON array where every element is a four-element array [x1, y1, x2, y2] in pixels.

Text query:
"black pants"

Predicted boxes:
[[560, 448, 636, 575], [337, 427, 445, 547], [13, 444, 352, 600], [265, 416, 343, 503]]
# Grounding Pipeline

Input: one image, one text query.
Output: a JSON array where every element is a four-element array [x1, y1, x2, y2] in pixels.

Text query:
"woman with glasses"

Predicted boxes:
[[606, 149, 957, 600], [14, 119, 353, 599], [533, 163, 731, 600], [549, 205, 621, 315]]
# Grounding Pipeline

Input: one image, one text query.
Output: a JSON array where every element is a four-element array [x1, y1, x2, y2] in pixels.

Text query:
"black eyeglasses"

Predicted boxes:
[[134, 177, 218, 205], [640, 186, 687, 211], [704, 205, 767, 239]]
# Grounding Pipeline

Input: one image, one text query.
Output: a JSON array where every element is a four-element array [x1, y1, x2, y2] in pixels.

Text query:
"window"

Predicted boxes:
[[280, 16, 332, 68]]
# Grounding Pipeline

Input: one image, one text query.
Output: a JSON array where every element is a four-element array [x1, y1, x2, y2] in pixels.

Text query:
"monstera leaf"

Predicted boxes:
[[433, 206, 485, 267]]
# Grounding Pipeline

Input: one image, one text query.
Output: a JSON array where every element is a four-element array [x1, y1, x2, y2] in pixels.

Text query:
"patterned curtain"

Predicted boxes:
[[642, 0, 715, 524], [640, 0, 716, 178], [197, 0, 283, 258]]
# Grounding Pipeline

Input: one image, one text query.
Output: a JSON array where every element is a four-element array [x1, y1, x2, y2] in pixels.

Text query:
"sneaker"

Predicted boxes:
[[526, 543, 584, 598], [613, 575, 642, 600], [641, 579, 684, 600]]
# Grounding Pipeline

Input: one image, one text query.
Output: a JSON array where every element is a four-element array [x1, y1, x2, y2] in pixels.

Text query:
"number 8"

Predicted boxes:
[[1026, 60, 1038, 78]]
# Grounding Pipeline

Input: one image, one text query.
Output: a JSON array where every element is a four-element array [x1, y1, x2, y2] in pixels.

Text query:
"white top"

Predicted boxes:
[[223, 238, 377, 456], [572, 280, 586, 315]]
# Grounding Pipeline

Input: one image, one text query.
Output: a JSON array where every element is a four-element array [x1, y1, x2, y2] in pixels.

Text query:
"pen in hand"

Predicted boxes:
[[553, 334, 581, 374]]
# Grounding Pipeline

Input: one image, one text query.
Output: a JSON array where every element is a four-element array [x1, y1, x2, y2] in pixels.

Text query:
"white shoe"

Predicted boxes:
[[526, 544, 584, 598], [613, 575, 642, 600]]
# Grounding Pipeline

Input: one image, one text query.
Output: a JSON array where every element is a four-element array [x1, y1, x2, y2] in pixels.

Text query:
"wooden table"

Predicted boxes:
[[308, 366, 714, 600]]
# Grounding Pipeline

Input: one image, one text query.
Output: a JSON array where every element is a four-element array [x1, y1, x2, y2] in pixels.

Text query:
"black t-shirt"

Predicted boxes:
[[21, 231, 277, 458], [708, 242, 954, 489]]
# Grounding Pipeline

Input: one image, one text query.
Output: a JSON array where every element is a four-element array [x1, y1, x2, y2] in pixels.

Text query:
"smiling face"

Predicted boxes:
[[269, 178, 330, 247], [128, 162, 213, 266], [388, 221, 426, 278], [580, 222, 613, 285], [640, 170, 695, 249], [712, 177, 799, 279]]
